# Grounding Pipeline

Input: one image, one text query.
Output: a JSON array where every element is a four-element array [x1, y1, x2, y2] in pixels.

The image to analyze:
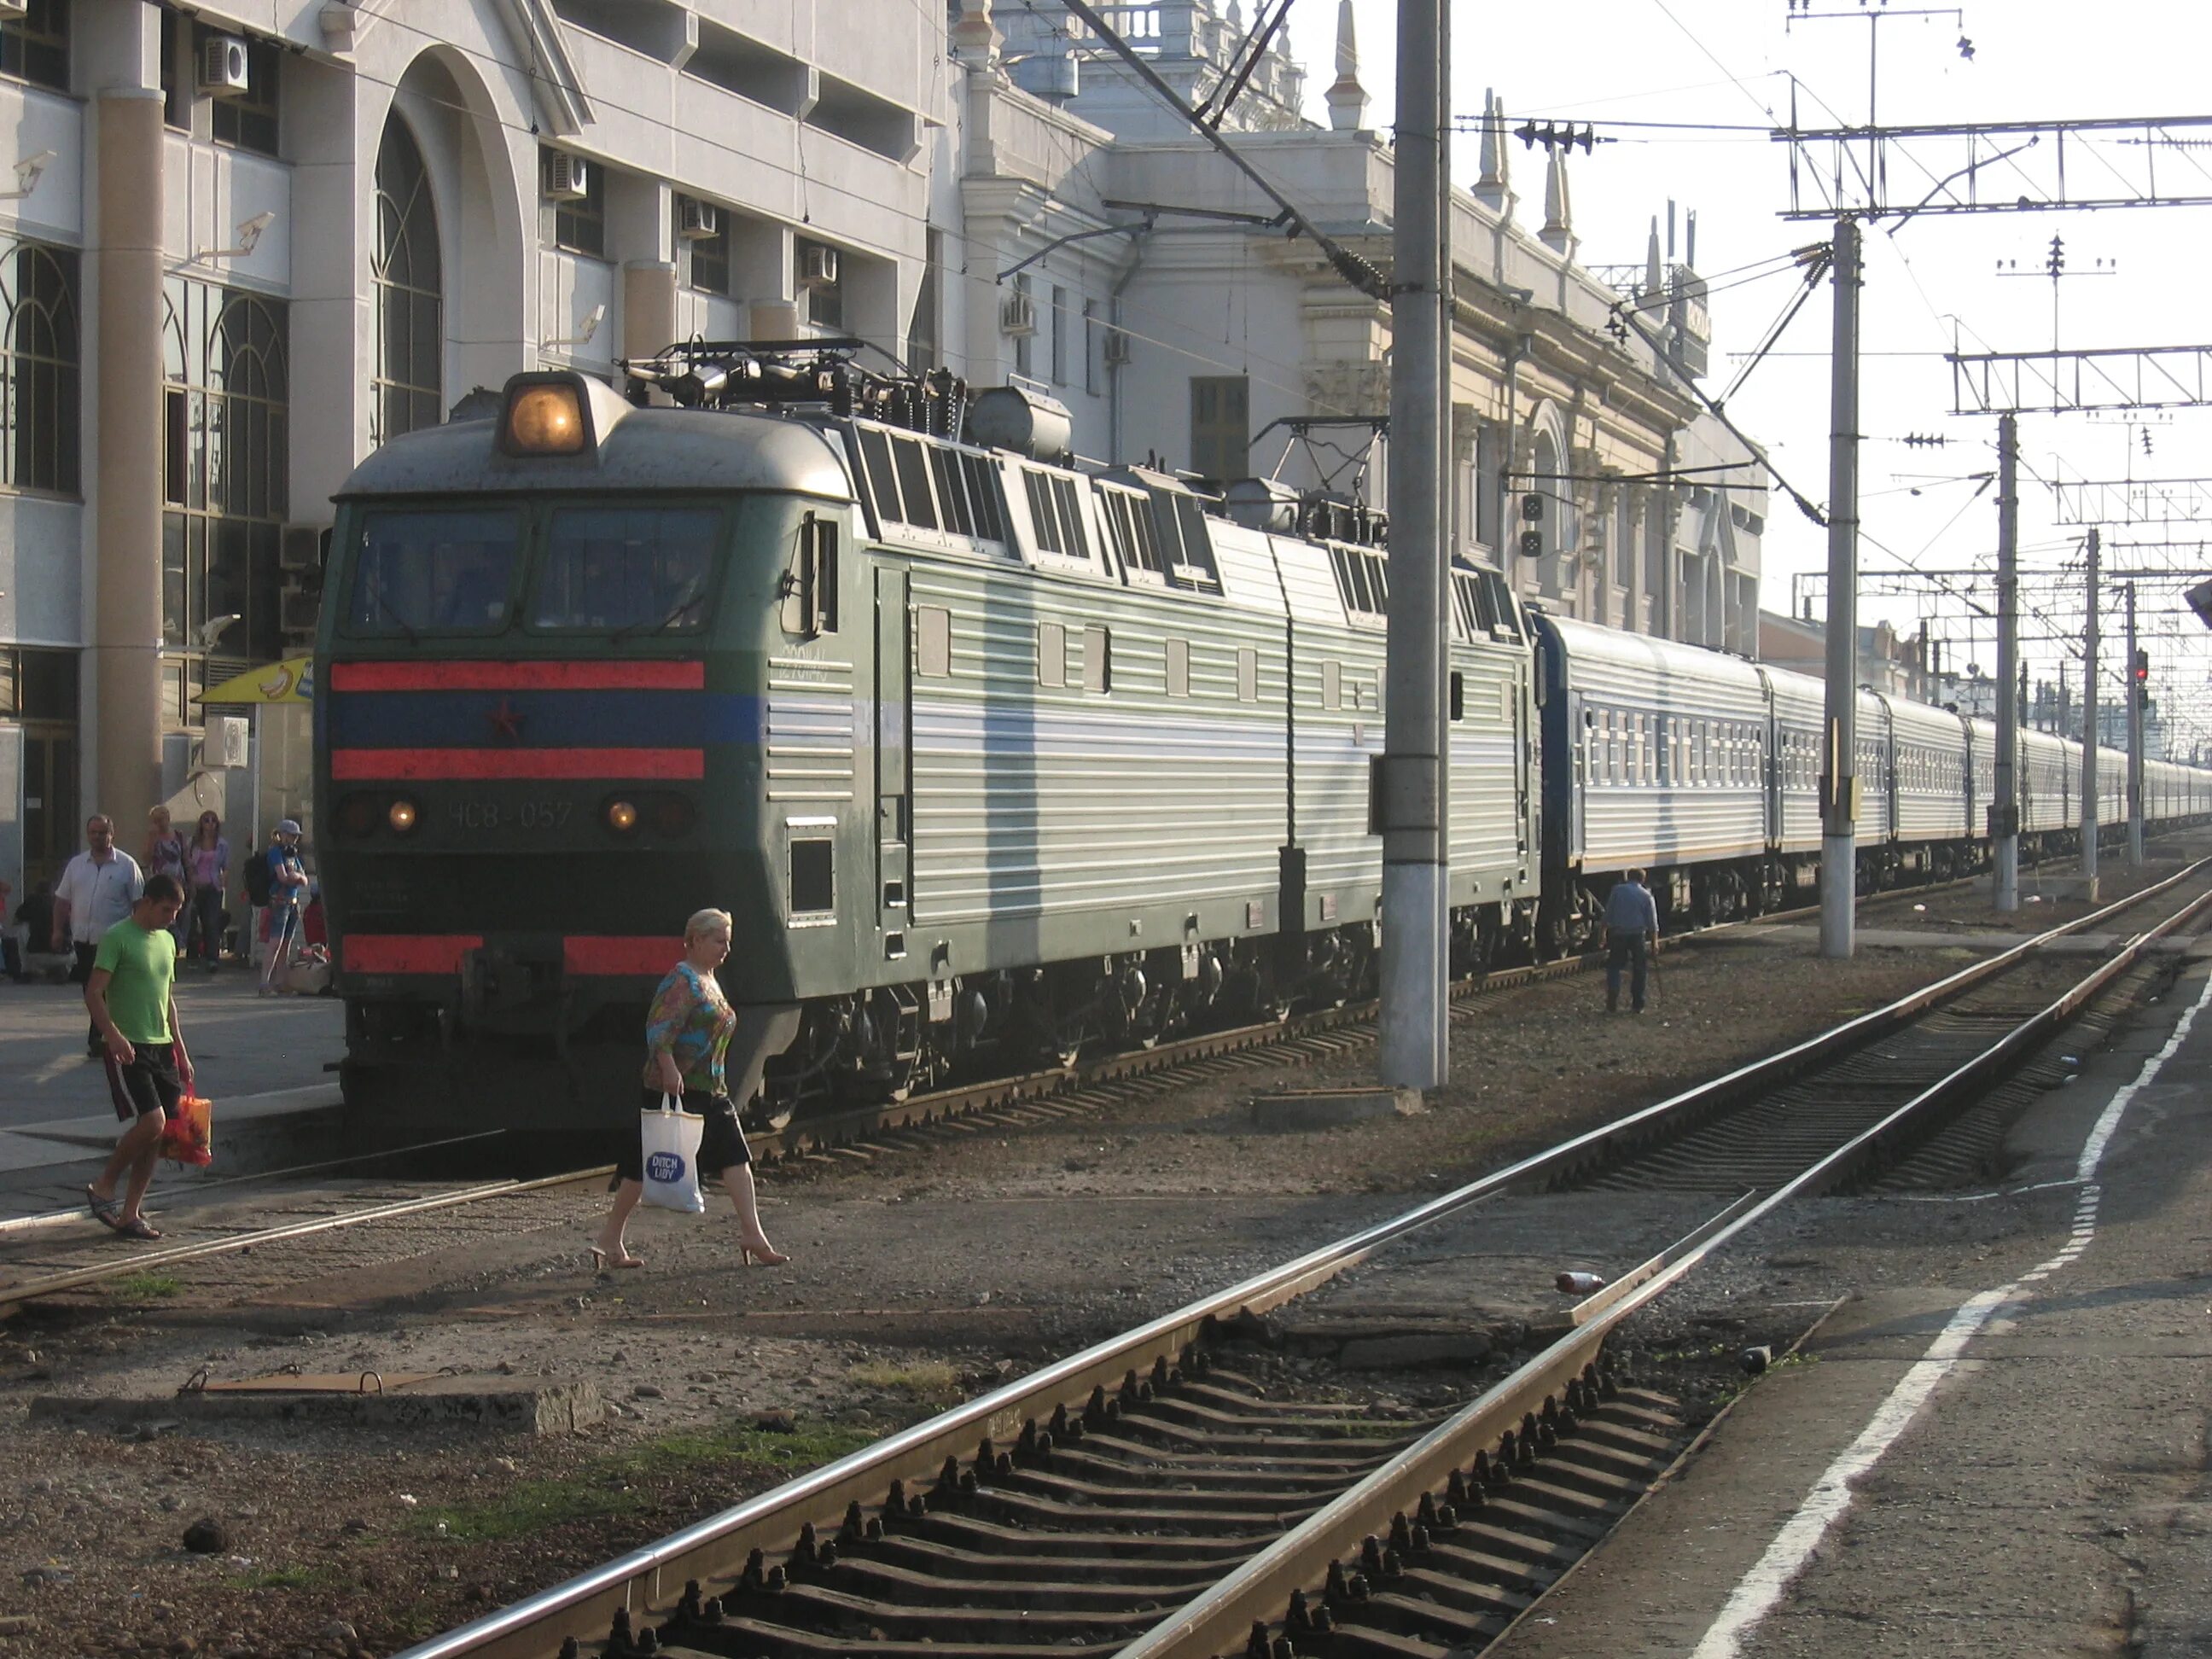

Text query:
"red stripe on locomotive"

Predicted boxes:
[[562, 936, 684, 977], [328, 661, 707, 691], [329, 748, 705, 780], [343, 934, 483, 975]]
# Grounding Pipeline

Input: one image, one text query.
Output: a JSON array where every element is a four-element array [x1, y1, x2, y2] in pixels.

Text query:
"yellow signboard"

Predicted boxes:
[[200, 655, 314, 705]]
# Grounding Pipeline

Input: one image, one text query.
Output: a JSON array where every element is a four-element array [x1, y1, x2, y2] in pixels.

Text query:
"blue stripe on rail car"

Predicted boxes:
[[325, 690, 765, 748]]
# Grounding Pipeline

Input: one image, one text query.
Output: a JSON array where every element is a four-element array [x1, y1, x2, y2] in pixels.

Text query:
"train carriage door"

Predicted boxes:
[[875, 568, 912, 940]]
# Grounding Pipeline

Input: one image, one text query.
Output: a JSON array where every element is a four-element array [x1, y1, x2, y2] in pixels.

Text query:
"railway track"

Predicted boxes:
[[0, 854, 2176, 1314], [379, 858, 2212, 1659]]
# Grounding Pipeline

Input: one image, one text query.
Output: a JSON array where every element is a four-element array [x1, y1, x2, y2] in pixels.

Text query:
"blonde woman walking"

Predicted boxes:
[[591, 909, 788, 1272]]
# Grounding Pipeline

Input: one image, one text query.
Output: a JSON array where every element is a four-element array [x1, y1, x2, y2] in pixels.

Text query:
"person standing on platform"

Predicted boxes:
[[53, 816, 144, 1056], [1604, 868, 1661, 1016], [143, 806, 189, 950], [84, 875, 190, 1241], [258, 820, 308, 995], [185, 812, 230, 971]]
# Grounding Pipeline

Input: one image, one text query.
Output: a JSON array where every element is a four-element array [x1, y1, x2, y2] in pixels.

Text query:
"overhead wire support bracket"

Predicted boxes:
[[1056, 0, 1391, 306], [1947, 345, 2212, 416], [1772, 114, 2212, 220]]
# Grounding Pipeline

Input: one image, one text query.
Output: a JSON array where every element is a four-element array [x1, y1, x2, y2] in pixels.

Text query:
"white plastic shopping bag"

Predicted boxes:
[[639, 1093, 706, 1214]]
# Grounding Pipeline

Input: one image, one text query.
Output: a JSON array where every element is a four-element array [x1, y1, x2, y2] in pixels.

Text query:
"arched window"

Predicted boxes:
[[0, 242, 81, 494], [372, 116, 442, 445]]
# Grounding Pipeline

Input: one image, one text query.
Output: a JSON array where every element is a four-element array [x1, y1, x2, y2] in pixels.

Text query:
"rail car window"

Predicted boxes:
[[347, 509, 522, 635], [891, 438, 939, 530], [1022, 469, 1091, 562], [1038, 620, 1067, 689], [1151, 492, 1220, 591], [1098, 488, 1163, 579], [1238, 646, 1258, 703], [530, 507, 719, 633], [930, 447, 972, 536], [963, 456, 1007, 542], [854, 428, 901, 521]]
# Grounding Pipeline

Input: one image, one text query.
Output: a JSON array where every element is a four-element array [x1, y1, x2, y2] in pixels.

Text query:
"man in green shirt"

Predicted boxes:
[[84, 875, 191, 1241]]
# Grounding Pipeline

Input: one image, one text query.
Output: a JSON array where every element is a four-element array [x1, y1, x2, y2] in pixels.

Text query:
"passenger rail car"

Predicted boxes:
[[317, 350, 2210, 1129]]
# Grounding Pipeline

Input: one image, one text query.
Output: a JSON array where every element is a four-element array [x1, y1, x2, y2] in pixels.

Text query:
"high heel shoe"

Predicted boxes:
[[588, 1243, 645, 1272], [739, 1241, 789, 1266]]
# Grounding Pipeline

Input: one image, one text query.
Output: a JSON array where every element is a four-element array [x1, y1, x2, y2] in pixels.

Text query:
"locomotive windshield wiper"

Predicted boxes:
[[610, 578, 703, 643]]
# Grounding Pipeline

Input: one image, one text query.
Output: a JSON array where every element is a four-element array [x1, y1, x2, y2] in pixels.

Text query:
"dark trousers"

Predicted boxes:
[[72, 941, 99, 1046], [1606, 934, 1649, 1012], [188, 886, 226, 965]]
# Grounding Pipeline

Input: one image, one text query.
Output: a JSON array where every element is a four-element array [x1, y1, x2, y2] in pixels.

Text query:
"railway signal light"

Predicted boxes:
[[1517, 492, 1545, 558]]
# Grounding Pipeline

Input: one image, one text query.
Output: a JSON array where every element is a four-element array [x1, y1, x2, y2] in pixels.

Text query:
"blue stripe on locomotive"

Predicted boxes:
[[325, 690, 765, 748]]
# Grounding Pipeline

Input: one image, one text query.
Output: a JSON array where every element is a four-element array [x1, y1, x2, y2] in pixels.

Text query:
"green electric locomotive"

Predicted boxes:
[[315, 344, 1540, 1129]]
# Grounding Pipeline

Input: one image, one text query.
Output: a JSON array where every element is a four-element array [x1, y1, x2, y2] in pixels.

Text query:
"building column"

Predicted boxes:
[[624, 259, 678, 364], [93, 86, 166, 826]]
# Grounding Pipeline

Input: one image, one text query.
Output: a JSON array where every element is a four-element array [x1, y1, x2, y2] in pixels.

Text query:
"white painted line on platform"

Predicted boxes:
[[1691, 967, 2212, 1659]]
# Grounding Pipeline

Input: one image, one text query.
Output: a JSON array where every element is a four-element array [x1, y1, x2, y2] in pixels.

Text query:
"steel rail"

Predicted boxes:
[[1120, 877, 2212, 1659], [391, 856, 2212, 1659], [0, 1167, 610, 1309]]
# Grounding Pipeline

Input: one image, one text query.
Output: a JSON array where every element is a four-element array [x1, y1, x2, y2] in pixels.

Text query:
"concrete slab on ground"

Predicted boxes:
[[1488, 957, 2212, 1658]]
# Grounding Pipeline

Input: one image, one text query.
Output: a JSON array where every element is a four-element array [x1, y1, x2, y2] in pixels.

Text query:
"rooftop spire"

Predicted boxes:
[[1475, 90, 1512, 213], [1324, 0, 1367, 131], [950, 0, 1003, 67], [1540, 147, 1575, 255]]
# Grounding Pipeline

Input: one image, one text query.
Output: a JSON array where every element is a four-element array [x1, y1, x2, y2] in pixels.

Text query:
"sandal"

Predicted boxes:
[[116, 1216, 162, 1241], [84, 1187, 124, 1231]]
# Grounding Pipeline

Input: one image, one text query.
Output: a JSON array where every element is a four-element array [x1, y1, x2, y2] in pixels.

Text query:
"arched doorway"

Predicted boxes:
[[371, 116, 441, 445]]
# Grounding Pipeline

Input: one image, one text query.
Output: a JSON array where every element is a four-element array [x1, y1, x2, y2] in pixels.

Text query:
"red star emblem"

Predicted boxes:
[[486, 696, 525, 742]]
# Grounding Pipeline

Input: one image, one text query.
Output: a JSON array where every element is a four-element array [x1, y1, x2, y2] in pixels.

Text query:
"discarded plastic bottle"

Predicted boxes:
[[1555, 1271, 1607, 1295]]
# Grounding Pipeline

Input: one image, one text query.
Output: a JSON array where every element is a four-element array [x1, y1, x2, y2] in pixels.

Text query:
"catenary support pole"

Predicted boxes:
[[2126, 581, 2145, 864], [1993, 413, 2020, 912], [1819, 216, 1861, 959], [2081, 527, 2099, 882], [1379, 0, 1447, 1089]]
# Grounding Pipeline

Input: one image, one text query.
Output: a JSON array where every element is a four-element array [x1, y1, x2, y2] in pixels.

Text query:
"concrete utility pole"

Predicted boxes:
[[1819, 216, 1862, 959], [1993, 413, 2021, 912], [2081, 527, 2099, 882], [2126, 582, 2145, 864], [1378, 0, 1447, 1089]]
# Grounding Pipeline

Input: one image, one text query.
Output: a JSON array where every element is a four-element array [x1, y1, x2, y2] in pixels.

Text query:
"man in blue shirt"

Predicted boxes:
[[1604, 869, 1661, 1014]]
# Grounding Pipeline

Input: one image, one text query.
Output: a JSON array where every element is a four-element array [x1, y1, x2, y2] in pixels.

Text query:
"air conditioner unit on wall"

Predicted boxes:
[[800, 245, 840, 288], [676, 196, 719, 241], [1000, 291, 1037, 337], [1101, 328, 1132, 365], [280, 588, 322, 635], [280, 524, 327, 573], [542, 152, 591, 202], [199, 34, 252, 97]]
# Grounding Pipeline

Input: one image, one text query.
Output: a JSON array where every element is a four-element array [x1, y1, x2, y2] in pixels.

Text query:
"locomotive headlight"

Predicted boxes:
[[606, 799, 639, 834], [336, 795, 378, 838], [506, 382, 585, 454], [387, 799, 420, 835]]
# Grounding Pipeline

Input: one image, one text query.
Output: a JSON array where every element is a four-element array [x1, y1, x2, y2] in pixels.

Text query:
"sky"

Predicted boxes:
[[1266, 1, 2212, 752]]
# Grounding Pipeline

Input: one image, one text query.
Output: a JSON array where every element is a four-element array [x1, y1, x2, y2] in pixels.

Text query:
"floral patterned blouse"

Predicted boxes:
[[642, 962, 738, 1093]]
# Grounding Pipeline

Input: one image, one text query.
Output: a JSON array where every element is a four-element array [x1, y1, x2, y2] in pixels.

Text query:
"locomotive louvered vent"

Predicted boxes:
[[619, 337, 969, 440]]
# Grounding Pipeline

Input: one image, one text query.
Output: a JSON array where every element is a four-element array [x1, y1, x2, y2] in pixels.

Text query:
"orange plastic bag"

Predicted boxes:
[[162, 1095, 212, 1167]]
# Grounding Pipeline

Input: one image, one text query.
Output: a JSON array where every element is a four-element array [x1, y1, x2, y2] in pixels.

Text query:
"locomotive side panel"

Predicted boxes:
[[902, 558, 1287, 956]]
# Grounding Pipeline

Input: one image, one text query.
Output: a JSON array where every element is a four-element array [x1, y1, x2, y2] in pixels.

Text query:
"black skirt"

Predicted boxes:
[[619, 1087, 752, 1183]]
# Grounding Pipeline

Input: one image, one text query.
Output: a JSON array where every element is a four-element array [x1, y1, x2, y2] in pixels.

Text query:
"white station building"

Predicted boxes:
[[0, 0, 1762, 902]]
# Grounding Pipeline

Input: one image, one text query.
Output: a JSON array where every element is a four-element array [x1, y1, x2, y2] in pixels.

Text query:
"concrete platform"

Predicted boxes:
[[1487, 955, 2212, 1658]]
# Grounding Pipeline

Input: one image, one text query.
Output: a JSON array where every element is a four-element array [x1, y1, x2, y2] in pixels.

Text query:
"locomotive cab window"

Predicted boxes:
[[346, 508, 523, 635], [530, 506, 720, 633]]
